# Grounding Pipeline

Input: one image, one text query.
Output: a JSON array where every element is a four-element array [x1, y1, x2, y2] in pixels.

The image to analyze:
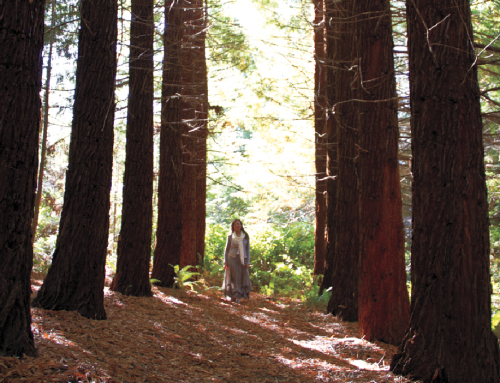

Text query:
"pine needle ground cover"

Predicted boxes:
[[0, 273, 416, 383]]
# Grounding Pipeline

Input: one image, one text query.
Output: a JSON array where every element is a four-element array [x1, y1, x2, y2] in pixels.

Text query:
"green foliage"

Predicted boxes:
[[301, 279, 332, 310], [204, 224, 228, 274], [207, 0, 256, 73], [172, 265, 203, 292], [204, 221, 316, 300], [33, 235, 57, 273], [206, 179, 251, 227]]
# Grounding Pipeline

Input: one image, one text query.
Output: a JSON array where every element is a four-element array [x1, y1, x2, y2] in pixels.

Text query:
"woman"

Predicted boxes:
[[222, 219, 252, 303]]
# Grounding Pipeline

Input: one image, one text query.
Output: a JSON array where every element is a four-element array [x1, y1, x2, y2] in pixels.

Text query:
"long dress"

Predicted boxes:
[[222, 233, 252, 300]]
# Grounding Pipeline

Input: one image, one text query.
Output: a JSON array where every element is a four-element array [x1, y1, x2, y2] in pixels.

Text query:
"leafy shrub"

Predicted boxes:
[[204, 221, 315, 300], [33, 234, 57, 273], [204, 224, 228, 275], [249, 222, 314, 296]]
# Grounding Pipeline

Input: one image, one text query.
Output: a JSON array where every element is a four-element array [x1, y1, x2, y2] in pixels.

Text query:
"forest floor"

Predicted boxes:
[[0, 272, 417, 383]]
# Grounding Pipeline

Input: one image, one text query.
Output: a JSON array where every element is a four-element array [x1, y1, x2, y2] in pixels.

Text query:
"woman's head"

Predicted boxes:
[[231, 219, 245, 233]]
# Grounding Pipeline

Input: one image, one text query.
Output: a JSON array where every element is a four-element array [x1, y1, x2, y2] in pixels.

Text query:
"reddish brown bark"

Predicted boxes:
[[33, 0, 117, 320], [111, 0, 154, 297], [180, 0, 206, 268], [320, 0, 338, 295], [390, 0, 500, 381], [355, 0, 409, 346], [326, 0, 359, 322], [194, 1, 209, 266], [151, 0, 184, 288], [0, 0, 45, 357], [313, 0, 328, 276]]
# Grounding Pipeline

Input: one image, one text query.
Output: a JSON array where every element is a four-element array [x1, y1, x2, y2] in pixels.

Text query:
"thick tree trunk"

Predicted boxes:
[[320, 0, 338, 295], [33, 0, 56, 242], [33, 0, 117, 320], [313, 0, 327, 277], [0, 0, 45, 357], [355, 0, 409, 345], [111, 0, 154, 297], [390, 0, 500, 381], [151, 0, 184, 288], [194, 0, 208, 266], [326, 0, 359, 322], [180, 0, 204, 268]]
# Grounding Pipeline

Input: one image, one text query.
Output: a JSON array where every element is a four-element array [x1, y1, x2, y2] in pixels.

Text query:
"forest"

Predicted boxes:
[[2, 0, 500, 382]]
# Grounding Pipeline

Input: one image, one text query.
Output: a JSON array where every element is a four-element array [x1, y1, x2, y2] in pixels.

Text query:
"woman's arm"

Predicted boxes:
[[245, 237, 250, 265], [223, 235, 231, 267]]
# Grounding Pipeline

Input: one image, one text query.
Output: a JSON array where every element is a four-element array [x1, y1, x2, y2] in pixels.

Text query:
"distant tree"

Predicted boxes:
[[111, 0, 154, 297], [0, 0, 45, 357], [313, 0, 327, 276], [325, 0, 359, 322], [355, 0, 409, 345], [391, 0, 500, 381], [151, 0, 184, 287], [33, 0, 117, 320], [33, 0, 57, 242]]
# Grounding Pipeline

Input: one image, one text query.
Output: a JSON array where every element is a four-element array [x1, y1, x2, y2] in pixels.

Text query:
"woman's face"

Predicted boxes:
[[233, 220, 242, 232]]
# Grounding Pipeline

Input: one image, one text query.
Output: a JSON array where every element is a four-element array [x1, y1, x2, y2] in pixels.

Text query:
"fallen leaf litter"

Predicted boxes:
[[0, 273, 418, 383]]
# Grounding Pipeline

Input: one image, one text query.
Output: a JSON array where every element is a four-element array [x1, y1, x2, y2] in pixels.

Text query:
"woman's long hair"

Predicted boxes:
[[231, 219, 249, 239]]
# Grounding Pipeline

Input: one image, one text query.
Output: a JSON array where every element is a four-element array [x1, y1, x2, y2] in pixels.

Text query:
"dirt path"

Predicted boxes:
[[1, 275, 415, 382]]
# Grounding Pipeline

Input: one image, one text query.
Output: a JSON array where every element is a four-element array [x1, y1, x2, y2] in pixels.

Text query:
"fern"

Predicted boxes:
[[171, 265, 202, 292]]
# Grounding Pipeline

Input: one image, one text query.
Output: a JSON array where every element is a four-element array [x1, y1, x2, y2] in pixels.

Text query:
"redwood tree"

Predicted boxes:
[[33, 0, 117, 320], [194, 0, 209, 266], [320, 0, 338, 295], [0, 0, 45, 356], [391, 0, 500, 381], [325, 0, 359, 321], [355, 0, 409, 345], [313, 0, 328, 276], [111, 0, 154, 297], [180, 0, 205, 268], [152, 0, 184, 288]]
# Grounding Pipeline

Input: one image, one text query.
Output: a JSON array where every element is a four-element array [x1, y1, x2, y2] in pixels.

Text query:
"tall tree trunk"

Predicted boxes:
[[355, 0, 410, 346], [33, 0, 118, 320], [180, 0, 204, 268], [0, 0, 45, 357], [151, 0, 184, 287], [195, 0, 208, 266], [313, 0, 328, 277], [320, 0, 338, 294], [326, 0, 359, 322], [33, 0, 56, 242], [390, 0, 500, 381], [111, 0, 154, 297]]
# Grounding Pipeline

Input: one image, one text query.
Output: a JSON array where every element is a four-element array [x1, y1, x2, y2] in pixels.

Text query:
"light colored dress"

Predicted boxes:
[[222, 232, 251, 300]]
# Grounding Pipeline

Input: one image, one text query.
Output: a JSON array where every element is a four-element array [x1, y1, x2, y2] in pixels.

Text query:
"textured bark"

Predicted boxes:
[[0, 0, 45, 357], [194, 0, 208, 266], [151, 0, 184, 288], [313, 0, 328, 276], [320, 0, 338, 294], [33, 0, 117, 320], [355, 0, 409, 345], [196, 127, 208, 266], [390, 0, 500, 381], [326, 0, 359, 322], [111, 0, 154, 297], [180, 0, 205, 268]]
